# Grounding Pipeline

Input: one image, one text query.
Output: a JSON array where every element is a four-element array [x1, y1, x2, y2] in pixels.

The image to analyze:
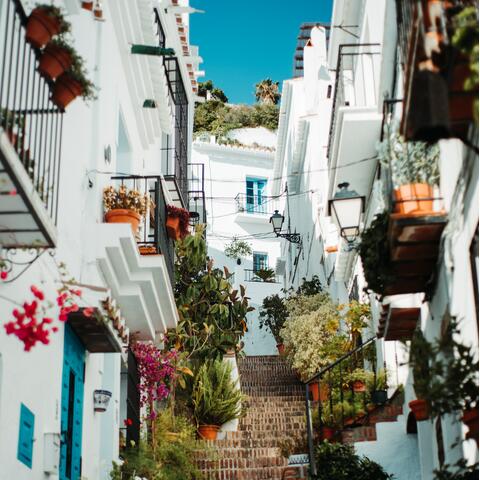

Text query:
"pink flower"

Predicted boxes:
[[9, 189, 16, 196], [123, 418, 133, 427], [83, 307, 94, 317], [0, 271, 8, 280], [30, 285, 45, 301]]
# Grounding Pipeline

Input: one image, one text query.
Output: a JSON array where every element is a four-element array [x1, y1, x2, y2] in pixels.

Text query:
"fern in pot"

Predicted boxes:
[[378, 130, 440, 215]]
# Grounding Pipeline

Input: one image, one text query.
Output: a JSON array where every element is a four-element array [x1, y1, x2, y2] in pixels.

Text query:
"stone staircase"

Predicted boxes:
[[196, 355, 308, 480]]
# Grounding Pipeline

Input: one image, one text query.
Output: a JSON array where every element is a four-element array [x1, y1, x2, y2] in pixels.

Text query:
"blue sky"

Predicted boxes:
[[190, 0, 334, 104]]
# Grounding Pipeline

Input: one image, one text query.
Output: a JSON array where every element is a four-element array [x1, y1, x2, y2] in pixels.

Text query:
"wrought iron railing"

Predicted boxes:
[[188, 163, 206, 224], [305, 336, 380, 476], [0, 0, 64, 224], [109, 175, 175, 285], [235, 193, 279, 215], [244, 268, 281, 283], [327, 43, 381, 162]]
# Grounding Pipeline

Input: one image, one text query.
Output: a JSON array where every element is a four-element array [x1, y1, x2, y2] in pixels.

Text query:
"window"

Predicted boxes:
[[246, 177, 267, 214], [253, 252, 268, 271], [17, 403, 35, 468]]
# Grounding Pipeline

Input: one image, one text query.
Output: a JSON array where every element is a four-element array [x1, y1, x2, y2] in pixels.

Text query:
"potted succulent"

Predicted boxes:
[[103, 185, 150, 234], [166, 205, 190, 240], [38, 37, 74, 81], [224, 238, 252, 265], [189, 360, 243, 440], [254, 268, 276, 282], [25, 4, 71, 49], [378, 130, 440, 215]]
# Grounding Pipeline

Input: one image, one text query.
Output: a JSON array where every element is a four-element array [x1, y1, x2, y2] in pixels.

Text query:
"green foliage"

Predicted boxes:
[[312, 442, 393, 480], [341, 300, 372, 348], [171, 226, 253, 358], [296, 275, 323, 296], [254, 268, 276, 282], [259, 293, 288, 343], [433, 459, 479, 480], [377, 129, 440, 186], [187, 360, 244, 426], [358, 211, 392, 295], [409, 320, 479, 417], [34, 3, 71, 35], [254, 78, 281, 105], [198, 80, 229, 103], [224, 238, 252, 260]]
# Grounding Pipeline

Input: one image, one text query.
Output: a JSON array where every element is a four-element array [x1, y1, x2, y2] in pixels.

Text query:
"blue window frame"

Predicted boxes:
[[18, 403, 35, 468], [253, 252, 268, 271], [246, 177, 267, 214]]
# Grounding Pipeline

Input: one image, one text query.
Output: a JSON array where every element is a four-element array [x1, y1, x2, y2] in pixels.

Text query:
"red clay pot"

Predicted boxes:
[[52, 73, 83, 109], [138, 245, 157, 255], [409, 399, 430, 421], [353, 380, 366, 393], [81, 1, 94, 10], [25, 8, 61, 49], [308, 383, 329, 402], [276, 343, 285, 355], [197, 425, 220, 441], [321, 426, 336, 441], [166, 215, 181, 240], [105, 209, 141, 234], [38, 43, 72, 81], [394, 184, 434, 214], [462, 408, 479, 446]]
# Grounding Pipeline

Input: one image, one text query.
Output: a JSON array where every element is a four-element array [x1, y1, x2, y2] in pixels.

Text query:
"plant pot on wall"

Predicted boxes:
[[197, 424, 220, 441], [81, 1, 94, 10], [372, 390, 388, 405], [166, 215, 181, 240], [105, 209, 141, 233], [52, 73, 83, 109], [462, 407, 479, 446], [409, 399, 430, 421], [25, 7, 61, 49], [276, 343, 285, 355], [320, 426, 336, 441], [352, 380, 366, 393], [38, 43, 72, 81], [393, 184, 434, 214]]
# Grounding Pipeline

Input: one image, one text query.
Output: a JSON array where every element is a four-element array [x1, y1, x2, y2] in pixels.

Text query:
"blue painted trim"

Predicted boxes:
[[17, 403, 35, 468]]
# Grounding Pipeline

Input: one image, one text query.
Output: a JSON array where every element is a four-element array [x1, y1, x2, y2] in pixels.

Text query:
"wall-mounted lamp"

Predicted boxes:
[[269, 210, 302, 244]]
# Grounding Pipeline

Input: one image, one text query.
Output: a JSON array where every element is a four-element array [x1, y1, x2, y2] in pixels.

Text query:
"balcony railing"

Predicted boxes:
[[188, 163, 206, 224], [109, 175, 175, 285], [235, 193, 279, 216], [244, 269, 281, 283], [0, 0, 64, 247], [327, 43, 381, 162]]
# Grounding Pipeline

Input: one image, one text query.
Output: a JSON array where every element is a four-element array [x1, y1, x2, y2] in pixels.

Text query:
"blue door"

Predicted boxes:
[[60, 324, 85, 480], [246, 178, 267, 213]]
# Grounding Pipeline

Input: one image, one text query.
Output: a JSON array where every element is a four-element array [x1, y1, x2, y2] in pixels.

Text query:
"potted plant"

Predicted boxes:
[[358, 211, 392, 296], [81, 1, 94, 10], [52, 54, 97, 109], [103, 185, 150, 233], [254, 267, 276, 282], [188, 360, 244, 440], [166, 205, 190, 240], [259, 293, 288, 354], [224, 237, 252, 265], [25, 4, 70, 49], [347, 368, 374, 393], [370, 369, 388, 405], [0, 108, 25, 147], [378, 130, 440, 215], [38, 37, 74, 81]]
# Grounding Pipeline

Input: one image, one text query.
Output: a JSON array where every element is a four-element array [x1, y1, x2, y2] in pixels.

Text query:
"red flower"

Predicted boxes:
[[30, 285, 45, 301], [0, 271, 8, 280], [123, 418, 133, 427], [23, 301, 38, 318], [52, 326, 59, 333], [83, 307, 95, 317], [57, 293, 68, 306]]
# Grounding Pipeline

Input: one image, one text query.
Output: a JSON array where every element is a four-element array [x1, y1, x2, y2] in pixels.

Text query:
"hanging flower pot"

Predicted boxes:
[[409, 399, 430, 421], [197, 424, 220, 441], [462, 407, 479, 446], [105, 209, 141, 233], [352, 380, 366, 393], [166, 215, 181, 240], [93, 389, 112, 412], [166, 205, 190, 240], [81, 1, 94, 10], [25, 7, 62, 49], [38, 41, 73, 81], [52, 72, 83, 109], [393, 184, 434, 214]]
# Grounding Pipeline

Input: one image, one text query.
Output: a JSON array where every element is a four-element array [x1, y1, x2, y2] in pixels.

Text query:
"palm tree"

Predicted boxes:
[[254, 79, 281, 105]]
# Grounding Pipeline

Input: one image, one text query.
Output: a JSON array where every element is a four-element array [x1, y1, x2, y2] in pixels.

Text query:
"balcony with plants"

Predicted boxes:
[[0, 1, 95, 248]]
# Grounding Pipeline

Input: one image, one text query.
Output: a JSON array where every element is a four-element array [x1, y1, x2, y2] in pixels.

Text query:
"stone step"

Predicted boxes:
[[198, 465, 306, 480]]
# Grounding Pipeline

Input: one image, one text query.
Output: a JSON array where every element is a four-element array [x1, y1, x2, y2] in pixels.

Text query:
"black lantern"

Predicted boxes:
[[328, 182, 365, 243], [269, 210, 301, 244]]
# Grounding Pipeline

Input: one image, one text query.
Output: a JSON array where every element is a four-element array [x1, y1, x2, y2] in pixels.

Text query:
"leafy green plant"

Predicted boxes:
[[433, 459, 479, 480], [312, 442, 393, 480], [188, 360, 244, 427], [377, 129, 440, 187], [67, 52, 97, 101], [347, 368, 375, 387], [341, 300, 372, 348], [358, 211, 392, 295], [259, 293, 288, 343], [198, 80, 228, 103], [224, 238, 252, 261], [254, 268, 276, 282], [33, 4, 71, 35]]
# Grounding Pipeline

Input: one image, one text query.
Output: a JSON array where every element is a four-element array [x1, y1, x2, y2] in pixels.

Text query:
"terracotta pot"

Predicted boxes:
[[94, 7, 103, 19], [320, 426, 335, 441], [353, 380, 366, 393], [81, 1, 94, 10], [38, 43, 72, 81], [105, 209, 141, 233], [166, 215, 181, 240], [197, 424, 220, 441], [394, 184, 434, 214], [52, 73, 83, 109], [139, 245, 157, 255], [409, 399, 430, 421], [325, 245, 338, 253], [308, 383, 329, 402], [25, 8, 61, 49], [462, 408, 479, 446], [276, 343, 285, 355]]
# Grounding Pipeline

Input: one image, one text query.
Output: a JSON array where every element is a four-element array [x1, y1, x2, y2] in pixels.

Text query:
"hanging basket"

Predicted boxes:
[[52, 73, 83, 109], [25, 7, 61, 49], [38, 43, 73, 81], [166, 215, 181, 240]]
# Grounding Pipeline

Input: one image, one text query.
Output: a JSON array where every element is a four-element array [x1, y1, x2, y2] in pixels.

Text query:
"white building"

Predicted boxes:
[[192, 128, 283, 355], [274, 2, 478, 479], [0, 0, 202, 478]]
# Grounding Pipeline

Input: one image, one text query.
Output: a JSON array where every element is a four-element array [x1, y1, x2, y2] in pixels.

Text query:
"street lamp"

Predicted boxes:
[[328, 182, 365, 244], [269, 210, 301, 244]]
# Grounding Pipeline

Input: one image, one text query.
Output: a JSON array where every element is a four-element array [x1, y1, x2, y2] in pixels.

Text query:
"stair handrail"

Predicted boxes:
[[305, 335, 377, 477]]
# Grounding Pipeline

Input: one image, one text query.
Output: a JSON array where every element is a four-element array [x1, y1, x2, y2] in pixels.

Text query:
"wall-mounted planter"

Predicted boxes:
[[462, 407, 478, 446], [352, 380, 366, 393], [81, 1, 94, 10], [197, 424, 220, 441], [166, 215, 181, 240], [52, 73, 83, 109], [93, 390, 112, 412], [25, 8, 61, 49], [38, 43, 72, 81], [105, 208, 141, 234], [393, 184, 434, 215], [409, 399, 429, 421]]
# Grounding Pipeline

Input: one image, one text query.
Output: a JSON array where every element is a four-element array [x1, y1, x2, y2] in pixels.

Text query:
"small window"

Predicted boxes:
[[17, 403, 35, 468], [253, 252, 268, 271], [246, 177, 267, 214]]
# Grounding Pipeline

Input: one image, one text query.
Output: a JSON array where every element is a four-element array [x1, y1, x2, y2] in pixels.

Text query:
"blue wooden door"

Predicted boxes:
[[60, 324, 85, 480]]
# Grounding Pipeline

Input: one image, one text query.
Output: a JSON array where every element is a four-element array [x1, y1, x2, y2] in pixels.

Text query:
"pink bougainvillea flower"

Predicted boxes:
[[83, 307, 95, 317], [9, 189, 16, 196], [52, 326, 58, 333], [30, 285, 45, 301], [0, 271, 8, 280], [123, 418, 133, 427]]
